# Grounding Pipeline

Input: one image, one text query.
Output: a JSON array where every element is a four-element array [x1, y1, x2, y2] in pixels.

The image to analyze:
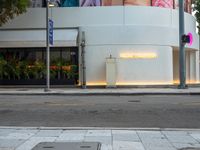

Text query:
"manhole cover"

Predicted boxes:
[[128, 100, 140, 103], [179, 148, 200, 150], [32, 142, 101, 150]]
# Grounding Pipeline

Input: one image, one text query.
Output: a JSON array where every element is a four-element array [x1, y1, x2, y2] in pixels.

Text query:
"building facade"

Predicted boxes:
[[0, 0, 199, 86]]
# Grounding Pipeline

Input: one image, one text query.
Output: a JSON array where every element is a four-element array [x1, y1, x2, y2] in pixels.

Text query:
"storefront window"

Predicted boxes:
[[0, 47, 78, 85]]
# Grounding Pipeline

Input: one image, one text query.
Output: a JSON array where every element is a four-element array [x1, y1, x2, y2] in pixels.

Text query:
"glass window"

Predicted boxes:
[[0, 47, 78, 85]]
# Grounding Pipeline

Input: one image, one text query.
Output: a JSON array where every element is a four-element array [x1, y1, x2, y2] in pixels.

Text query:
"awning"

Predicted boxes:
[[0, 29, 78, 48]]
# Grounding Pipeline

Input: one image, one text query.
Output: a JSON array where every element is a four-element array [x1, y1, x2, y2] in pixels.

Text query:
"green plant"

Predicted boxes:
[[33, 60, 46, 79], [51, 59, 64, 79], [9, 56, 20, 80], [193, 0, 200, 34], [63, 65, 78, 80], [18, 60, 30, 79], [0, 0, 29, 26], [0, 56, 7, 79]]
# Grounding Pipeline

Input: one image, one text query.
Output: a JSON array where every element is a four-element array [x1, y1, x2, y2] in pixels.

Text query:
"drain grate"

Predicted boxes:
[[32, 142, 101, 150], [179, 148, 200, 150]]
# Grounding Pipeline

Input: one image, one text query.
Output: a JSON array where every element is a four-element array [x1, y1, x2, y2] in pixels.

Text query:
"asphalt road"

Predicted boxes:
[[0, 95, 200, 128]]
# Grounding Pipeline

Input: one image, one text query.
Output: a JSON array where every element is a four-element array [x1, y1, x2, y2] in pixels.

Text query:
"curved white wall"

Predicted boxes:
[[0, 6, 199, 85], [1, 6, 198, 49]]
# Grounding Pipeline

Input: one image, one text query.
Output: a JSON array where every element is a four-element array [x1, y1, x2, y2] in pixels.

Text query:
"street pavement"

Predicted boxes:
[[1, 88, 200, 150], [1, 95, 200, 128], [0, 87, 200, 95], [1, 127, 200, 150]]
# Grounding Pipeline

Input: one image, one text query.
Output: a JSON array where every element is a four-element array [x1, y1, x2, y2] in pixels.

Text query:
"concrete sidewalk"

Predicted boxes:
[[0, 87, 200, 95], [1, 127, 200, 150]]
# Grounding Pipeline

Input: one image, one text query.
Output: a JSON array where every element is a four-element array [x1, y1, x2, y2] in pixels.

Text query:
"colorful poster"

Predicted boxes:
[[152, 0, 173, 8], [124, 0, 150, 6], [80, 0, 101, 6], [185, 0, 192, 13], [174, 0, 178, 9], [175, 0, 192, 13], [102, 0, 123, 6], [60, 0, 79, 7], [188, 0, 192, 14], [49, 0, 61, 6], [29, 0, 43, 7]]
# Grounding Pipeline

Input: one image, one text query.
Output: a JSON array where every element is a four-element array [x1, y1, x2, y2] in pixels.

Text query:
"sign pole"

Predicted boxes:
[[45, 0, 50, 92], [178, 0, 187, 89]]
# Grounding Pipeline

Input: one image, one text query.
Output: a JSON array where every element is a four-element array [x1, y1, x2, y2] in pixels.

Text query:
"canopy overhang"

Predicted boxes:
[[0, 29, 78, 48]]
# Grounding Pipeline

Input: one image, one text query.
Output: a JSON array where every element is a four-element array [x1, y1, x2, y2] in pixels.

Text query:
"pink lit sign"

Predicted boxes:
[[188, 32, 193, 46]]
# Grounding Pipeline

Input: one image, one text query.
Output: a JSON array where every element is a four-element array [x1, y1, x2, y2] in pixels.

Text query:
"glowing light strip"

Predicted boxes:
[[173, 80, 200, 84], [86, 82, 172, 86], [87, 80, 200, 86], [120, 53, 157, 59]]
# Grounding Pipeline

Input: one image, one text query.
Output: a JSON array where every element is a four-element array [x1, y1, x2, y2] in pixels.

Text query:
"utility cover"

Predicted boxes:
[[179, 148, 200, 150], [32, 142, 101, 150]]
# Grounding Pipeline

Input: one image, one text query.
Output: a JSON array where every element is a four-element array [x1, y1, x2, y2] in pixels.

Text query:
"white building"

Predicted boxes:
[[0, 6, 199, 86]]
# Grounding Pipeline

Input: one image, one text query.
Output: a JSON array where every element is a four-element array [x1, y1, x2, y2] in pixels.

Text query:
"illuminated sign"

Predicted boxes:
[[120, 52, 157, 59], [188, 32, 193, 46]]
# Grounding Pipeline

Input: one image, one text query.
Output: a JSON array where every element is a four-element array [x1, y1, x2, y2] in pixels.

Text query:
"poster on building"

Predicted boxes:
[[174, 0, 179, 9], [185, 0, 192, 13], [29, 0, 44, 7], [124, 0, 150, 6], [175, 0, 192, 13], [188, 0, 192, 14], [102, 0, 123, 6], [60, 0, 79, 7], [152, 0, 173, 8], [49, 0, 61, 7], [80, 0, 101, 6]]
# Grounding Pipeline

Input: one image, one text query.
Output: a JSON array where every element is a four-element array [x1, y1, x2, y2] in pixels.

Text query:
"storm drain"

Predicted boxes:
[[32, 142, 101, 150], [179, 148, 200, 150]]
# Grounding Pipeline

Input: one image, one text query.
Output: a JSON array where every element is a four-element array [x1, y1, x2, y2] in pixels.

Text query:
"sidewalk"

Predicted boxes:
[[0, 87, 200, 95], [1, 127, 200, 150]]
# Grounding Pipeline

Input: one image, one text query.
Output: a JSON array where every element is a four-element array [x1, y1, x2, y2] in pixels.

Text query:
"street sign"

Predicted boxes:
[[49, 19, 53, 45]]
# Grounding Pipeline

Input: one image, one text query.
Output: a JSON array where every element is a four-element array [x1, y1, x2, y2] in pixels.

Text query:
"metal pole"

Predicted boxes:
[[45, 0, 50, 92], [178, 0, 187, 89], [81, 31, 86, 89]]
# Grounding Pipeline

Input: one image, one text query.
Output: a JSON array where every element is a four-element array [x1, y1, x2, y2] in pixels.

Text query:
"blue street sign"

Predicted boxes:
[[49, 19, 53, 45]]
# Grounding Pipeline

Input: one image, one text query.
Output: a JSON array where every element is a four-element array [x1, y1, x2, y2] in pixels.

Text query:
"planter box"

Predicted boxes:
[[0, 79, 76, 85]]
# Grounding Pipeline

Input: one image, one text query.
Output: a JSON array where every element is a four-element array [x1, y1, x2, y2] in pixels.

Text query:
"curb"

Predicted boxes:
[[1, 126, 200, 131], [0, 92, 200, 96]]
